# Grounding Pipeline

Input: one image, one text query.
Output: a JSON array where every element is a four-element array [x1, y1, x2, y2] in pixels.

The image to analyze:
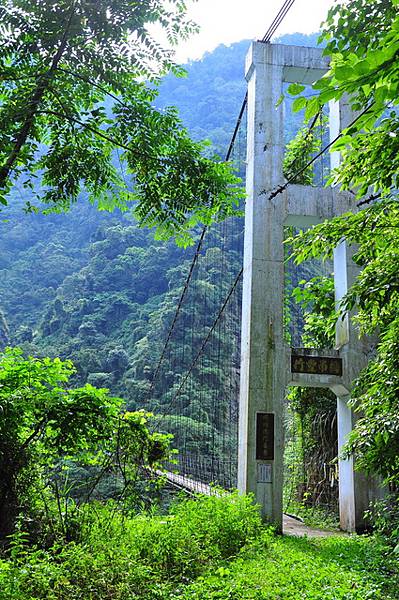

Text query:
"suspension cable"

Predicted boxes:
[[225, 92, 248, 162], [157, 268, 244, 418], [149, 0, 299, 401], [261, 0, 297, 43], [147, 226, 207, 399]]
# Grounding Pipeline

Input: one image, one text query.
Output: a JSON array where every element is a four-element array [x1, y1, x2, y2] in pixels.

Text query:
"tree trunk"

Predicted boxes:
[[0, 2, 75, 188]]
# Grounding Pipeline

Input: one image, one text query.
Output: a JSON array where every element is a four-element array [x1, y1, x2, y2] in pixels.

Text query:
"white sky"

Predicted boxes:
[[173, 0, 337, 63]]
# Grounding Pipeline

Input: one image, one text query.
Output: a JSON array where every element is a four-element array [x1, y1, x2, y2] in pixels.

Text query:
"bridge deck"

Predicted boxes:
[[160, 470, 341, 538], [161, 470, 217, 495]]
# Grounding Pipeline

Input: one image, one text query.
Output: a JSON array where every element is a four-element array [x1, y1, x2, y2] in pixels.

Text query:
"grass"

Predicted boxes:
[[284, 501, 341, 532], [180, 533, 398, 599], [0, 494, 398, 599]]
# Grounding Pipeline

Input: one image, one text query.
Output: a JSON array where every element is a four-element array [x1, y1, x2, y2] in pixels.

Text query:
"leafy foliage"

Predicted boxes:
[[0, 32, 318, 339], [0, 32, 330, 517], [291, 275, 337, 349], [292, 0, 399, 200], [283, 115, 326, 185], [0, 348, 171, 541], [289, 202, 399, 488], [0, 495, 397, 599], [316, 0, 399, 198], [366, 492, 399, 549], [288, 0, 399, 493], [0, 493, 263, 599], [0, 0, 243, 243], [180, 533, 398, 600]]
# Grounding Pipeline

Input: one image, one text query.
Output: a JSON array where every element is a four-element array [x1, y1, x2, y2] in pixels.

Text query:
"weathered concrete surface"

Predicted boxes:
[[238, 43, 333, 532], [238, 41, 379, 534], [283, 514, 345, 538]]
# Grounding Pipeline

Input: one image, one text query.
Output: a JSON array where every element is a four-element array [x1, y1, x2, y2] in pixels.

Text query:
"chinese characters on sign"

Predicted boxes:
[[257, 463, 273, 483], [256, 412, 274, 461], [291, 354, 343, 377]]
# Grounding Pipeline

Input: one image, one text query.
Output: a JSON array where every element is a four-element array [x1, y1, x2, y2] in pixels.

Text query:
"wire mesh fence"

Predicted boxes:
[[148, 104, 247, 489]]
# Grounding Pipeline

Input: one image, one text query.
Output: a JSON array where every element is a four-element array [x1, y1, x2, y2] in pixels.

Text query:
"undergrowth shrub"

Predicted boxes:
[[132, 490, 262, 577], [0, 492, 262, 599], [366, 492, 399, 549]]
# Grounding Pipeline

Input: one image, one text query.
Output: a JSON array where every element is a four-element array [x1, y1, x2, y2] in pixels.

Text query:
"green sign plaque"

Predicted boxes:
[[291, 353, 342, 377]]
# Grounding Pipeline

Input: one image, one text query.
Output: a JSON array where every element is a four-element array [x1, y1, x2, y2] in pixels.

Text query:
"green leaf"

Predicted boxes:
[[312, 76, 330, 90], [334, 65, 355, 81], [287, 83, 306, 96], [352, 59, 370, 76], [304, 97, 320, 121], [292, 97, 307, 112], [318, 88, 339, 103], [276, 93, 285, 107], [331, 135, 353, 152]]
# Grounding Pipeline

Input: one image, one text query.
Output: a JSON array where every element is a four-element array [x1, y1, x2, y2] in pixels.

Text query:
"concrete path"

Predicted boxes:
[[283, 514, 344, 538]]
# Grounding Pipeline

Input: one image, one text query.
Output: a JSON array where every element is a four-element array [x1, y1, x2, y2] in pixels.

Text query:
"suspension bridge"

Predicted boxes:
[[146, 0, 381, 533]]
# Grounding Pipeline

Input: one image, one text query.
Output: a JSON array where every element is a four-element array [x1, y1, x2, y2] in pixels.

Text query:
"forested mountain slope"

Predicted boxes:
[[0, 32, 319, 408], [156, 33, 320, 151]]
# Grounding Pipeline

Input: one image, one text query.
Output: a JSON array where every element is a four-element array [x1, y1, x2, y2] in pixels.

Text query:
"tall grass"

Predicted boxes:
[[0, 492, 262, 599]]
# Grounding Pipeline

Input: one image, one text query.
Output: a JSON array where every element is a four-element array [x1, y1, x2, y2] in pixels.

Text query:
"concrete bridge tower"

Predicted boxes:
[[238, 42, 380, 533]]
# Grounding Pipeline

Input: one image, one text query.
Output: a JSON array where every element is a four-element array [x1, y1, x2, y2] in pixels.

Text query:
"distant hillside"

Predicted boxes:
[[0, 32, 322, 406], [156, 33, 321, 153]]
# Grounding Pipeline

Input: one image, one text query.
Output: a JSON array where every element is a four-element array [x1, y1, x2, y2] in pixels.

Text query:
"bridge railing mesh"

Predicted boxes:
[[148, 103, 247, 490]]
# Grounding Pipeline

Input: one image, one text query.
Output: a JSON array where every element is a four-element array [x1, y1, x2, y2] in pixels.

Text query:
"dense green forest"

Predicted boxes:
[[1, 0, 399, 597], [0, 32, 322, 496], [0, 28, 335, 511], [0, 31, 310, 404]]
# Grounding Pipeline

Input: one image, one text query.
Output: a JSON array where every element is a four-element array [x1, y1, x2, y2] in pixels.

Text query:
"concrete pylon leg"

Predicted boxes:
[[334, 240, 381, 532], [238, 217, 286, 530], [238, 43, 288, 532], [337, 395, 383, 532], [337, 395, 357, 531]]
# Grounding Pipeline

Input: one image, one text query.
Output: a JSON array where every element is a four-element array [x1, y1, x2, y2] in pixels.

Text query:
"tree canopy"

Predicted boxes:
[[0, 347, 171, 540], [0, 0, 242, 244]]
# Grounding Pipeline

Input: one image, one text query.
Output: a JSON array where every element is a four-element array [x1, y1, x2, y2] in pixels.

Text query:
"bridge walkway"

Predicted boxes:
[[161, 471, 342, 538]]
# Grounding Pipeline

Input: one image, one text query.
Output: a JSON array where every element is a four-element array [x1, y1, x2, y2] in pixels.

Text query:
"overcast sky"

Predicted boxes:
[[173, 0, 337, 63]]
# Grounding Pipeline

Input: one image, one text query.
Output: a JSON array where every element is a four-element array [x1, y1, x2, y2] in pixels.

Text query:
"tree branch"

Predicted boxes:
[[38, 107, 159, 162], [39, 109, 132, 153], [357, 193, 381, 207], [0, 1, 76, 188], [20, 416, 47, 451], [55, 67, 129, 110]]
